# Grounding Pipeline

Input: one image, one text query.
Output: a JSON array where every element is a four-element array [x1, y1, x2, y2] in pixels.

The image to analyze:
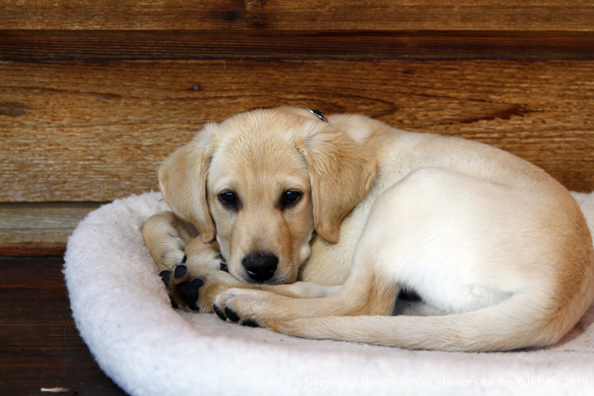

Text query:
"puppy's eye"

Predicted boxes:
[[219, 191, 238, 209], [282, 190, 301, 208]]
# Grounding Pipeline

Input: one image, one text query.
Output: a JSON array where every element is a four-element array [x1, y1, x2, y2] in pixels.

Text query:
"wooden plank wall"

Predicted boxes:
[[1, 0, 594, 255]]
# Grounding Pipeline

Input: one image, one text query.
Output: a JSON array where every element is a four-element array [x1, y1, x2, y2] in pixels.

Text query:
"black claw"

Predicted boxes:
[[174, 264, 187, 279], [225, 307, 240, 322], [181, 255, 187, 264], [178, 281, 200, 310], [159, 270, 171, 287], [243, 319, 261, 328], [190, 278, 204, 288], [213, 304, 227, 321], [216, 254, 228, 272]]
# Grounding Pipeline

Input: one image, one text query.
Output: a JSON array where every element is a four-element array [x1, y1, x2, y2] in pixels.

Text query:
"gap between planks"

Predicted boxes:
[[0, 202, 104, 255]]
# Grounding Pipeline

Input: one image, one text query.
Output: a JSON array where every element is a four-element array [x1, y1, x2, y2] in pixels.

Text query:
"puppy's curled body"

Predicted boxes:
[[144, 107, 594, 351]]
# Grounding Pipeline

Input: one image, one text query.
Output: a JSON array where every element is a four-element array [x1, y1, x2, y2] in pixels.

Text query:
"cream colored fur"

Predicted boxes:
[[143, 107, 594, 352]]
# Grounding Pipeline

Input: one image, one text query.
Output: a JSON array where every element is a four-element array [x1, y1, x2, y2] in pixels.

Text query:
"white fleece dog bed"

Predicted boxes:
[[64, 191, 594, 396]]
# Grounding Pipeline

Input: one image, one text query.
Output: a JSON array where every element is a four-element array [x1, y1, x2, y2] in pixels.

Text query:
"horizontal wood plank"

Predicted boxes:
[[2, 60, 594, 206], [0, 257, 128, 395], [2, 30, 594, 61], [0, 203, 101, 255], [2, 1, 594, 31]]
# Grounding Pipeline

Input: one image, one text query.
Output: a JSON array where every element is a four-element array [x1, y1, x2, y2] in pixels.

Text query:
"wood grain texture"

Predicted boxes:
[[2, 60, 594, 204], [0, 203, 101, 255], [0, 257, 128, 395], [2, 0, 594, 31], [2, 30, 594, 61]]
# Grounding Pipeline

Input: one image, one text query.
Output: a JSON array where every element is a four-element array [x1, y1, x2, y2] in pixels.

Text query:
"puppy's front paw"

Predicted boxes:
[[158, 255, 201, 311], [160, 259, 244, 313], [212, 289, 281, 328]]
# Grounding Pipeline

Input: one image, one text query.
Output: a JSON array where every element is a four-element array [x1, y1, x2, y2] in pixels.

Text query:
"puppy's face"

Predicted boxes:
[[159, 107, 377, 285], [207, 123, 315, 284]]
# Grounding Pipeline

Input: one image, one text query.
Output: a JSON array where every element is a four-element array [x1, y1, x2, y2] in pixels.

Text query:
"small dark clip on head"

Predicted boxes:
[[306, 108, 328, 122]]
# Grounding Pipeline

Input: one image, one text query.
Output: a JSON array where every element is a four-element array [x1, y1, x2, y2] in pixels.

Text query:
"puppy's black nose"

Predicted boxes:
[[242, 252, 278, 282]]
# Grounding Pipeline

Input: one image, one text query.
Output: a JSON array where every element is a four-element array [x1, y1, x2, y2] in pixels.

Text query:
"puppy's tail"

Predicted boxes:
[[271, 290, 592, 352]]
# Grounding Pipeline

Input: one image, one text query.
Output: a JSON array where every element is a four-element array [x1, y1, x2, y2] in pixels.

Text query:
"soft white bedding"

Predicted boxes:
[[63, 191, 594, 396]]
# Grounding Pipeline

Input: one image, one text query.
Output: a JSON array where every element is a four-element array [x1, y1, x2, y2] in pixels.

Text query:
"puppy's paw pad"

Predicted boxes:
[[174, 264, 188, 279], [177, 278, 204, 310], [213, 304, 227, 321], [243, 318, 261, 328], [224, 306, 241, 322], [159, 270, 172, 287]]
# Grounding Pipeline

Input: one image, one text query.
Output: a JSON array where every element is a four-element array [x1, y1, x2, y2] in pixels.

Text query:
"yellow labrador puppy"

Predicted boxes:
[[143, 107, 594, 352]]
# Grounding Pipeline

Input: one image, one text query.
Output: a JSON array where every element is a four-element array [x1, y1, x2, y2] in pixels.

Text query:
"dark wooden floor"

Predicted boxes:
[[0, 256, 128, 396]]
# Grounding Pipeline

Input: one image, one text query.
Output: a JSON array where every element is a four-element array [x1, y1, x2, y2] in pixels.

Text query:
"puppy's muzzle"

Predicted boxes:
[[242, 252, 279, 282]]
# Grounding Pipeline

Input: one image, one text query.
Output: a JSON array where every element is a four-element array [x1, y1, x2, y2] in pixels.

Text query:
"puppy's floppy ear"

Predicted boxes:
[[296, 129, 376, 244], [158, 127, 218, 243]]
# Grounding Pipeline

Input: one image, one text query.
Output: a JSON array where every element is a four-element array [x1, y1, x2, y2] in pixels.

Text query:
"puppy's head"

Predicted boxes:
[[159, 107, 376, 284]]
